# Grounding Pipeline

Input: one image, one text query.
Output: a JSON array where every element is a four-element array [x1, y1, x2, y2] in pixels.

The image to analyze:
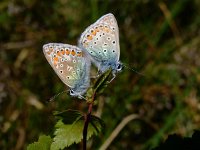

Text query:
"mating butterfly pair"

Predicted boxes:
[[43, 13, 122, 98]]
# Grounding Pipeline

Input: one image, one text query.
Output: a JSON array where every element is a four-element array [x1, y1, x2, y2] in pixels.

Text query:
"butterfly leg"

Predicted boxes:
[[77, 94, 87, 100], [108, 72, 116, 83]]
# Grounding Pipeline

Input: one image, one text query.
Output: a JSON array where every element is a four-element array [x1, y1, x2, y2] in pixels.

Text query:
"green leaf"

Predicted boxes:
[[51, 115, 104, 150], [93, 68, 112, 93], [53, 109, 83, 124], [27, 135, 52, 150], [90, 115, 105, 133]]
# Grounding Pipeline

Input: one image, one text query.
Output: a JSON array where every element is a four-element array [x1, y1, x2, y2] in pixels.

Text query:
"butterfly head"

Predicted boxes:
[[116, 61, 123, 72], [100, 61, 123, 75], [69, 89, 79, 97], [69, 89, 86, 98]]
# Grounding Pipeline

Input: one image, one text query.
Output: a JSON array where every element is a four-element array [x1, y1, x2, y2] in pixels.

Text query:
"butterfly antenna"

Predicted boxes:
[[122, 63, 145, 76], [48, 90, 69, 102]]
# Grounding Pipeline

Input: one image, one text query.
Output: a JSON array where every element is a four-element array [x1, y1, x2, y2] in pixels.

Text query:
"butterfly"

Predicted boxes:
[[43, 43, 91, 98], [79, 13, 123, 79]]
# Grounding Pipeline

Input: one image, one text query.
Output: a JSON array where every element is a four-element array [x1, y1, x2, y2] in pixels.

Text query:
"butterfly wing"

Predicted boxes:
[[79, 13, 120, 72], [43, 43, 90, 95]]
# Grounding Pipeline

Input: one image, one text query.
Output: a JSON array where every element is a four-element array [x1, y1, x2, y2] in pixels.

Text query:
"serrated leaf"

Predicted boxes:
[[51, 115, 104, 150], [53, 109, 83, 124], [27, 135, 52, 150]]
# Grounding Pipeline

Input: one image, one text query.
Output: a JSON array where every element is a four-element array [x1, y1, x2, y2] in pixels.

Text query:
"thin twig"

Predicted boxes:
[[99, 114, 138, 150], [159, 2, 182, 46], [83, 92, 96, 150]]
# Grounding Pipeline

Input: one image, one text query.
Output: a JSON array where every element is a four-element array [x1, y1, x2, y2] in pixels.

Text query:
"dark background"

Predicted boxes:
[[0, 0, 200, 149]]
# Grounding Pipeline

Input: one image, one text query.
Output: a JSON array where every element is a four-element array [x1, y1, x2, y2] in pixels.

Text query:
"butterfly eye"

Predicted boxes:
[[70, 89, 75, 95], [116, 63, 123, 71], [112, 41, 116, 44]]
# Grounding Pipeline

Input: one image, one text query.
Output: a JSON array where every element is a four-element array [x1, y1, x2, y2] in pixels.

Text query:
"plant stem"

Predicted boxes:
[[83, 92, 96, 150]]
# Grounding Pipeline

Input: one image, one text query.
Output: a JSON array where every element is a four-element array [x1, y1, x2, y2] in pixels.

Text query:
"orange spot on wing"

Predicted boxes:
[[77, 51, 82, 57], [54, 57, 59, 62], [71, 50, 76, 56], [87, 35, 93, 40], [104, 27, 110, 33], [95, 28, 99, 32], [56, 51, 61, 56], [53, 57, 59, 66], [91, 30, 96, 36], [61, 49, 65, 55], [66, 49, 70, 55]]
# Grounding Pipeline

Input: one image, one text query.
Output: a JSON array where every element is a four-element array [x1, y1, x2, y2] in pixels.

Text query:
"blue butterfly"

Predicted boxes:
[[79, 13, 122, 79], [43, 43, 91, 98]]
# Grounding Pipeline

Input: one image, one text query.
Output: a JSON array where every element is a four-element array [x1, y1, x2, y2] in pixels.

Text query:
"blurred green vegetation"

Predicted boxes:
[[1, 0, 200, 149]]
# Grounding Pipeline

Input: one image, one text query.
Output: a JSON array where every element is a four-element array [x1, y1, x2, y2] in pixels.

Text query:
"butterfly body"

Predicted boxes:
[[79, 13, 122, 75], [43, 43, 91, 97]]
